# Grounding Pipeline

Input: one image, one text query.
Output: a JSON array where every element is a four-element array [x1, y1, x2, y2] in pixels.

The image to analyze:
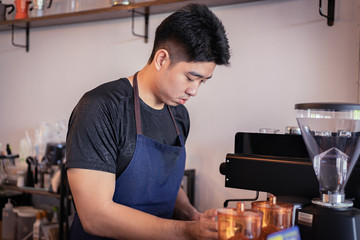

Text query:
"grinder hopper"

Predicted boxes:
[[295, 103, 360, 208]]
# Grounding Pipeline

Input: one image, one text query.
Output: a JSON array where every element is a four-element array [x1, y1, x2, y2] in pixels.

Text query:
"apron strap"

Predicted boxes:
[[133, 72, 180, 136], [167, 106, 180, 136], [133, 72, 142, 135]]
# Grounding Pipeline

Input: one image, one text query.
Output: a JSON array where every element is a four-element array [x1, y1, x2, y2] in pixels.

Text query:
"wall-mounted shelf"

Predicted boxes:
[[0, 0, 256, 31], [0, 0, 262, 51], [1, 184, 72, 199]]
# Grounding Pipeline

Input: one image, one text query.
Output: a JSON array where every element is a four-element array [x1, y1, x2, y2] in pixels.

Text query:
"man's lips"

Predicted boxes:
[[179, 98, 188, 104]]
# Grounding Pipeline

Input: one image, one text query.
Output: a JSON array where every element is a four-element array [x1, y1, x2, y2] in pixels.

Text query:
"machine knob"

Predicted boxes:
[[219, 162, 227, 175]]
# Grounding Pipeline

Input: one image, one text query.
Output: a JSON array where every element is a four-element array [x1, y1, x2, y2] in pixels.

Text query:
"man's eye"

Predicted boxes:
[[187, 77, 194, 82]]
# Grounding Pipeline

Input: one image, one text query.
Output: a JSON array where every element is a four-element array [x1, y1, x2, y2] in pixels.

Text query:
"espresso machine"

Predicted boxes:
[[220, 102, 360, 240]]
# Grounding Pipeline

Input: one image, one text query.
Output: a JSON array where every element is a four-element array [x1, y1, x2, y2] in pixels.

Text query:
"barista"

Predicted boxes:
[[65, 3, 230, 239]]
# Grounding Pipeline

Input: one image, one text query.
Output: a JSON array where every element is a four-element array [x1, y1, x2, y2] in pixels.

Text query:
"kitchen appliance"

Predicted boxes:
[[294, 102, 360, 239], [44, 142, 70, 240], [220, 103, 360, 240]]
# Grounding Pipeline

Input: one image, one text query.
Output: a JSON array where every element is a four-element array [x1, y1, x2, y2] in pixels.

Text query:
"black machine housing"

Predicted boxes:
[[220, 132, 360, 240]]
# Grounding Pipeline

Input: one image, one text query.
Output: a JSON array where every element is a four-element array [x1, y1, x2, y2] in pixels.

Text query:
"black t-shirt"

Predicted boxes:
[[65, 78, 190, 178]]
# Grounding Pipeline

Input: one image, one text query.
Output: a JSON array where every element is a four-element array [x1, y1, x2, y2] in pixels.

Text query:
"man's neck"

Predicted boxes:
[[131, 66, 164, 110]]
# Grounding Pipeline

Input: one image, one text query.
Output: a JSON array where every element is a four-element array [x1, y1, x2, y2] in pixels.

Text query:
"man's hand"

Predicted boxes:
[[190, 210, 202, 221], [184, 209, 218, 240]]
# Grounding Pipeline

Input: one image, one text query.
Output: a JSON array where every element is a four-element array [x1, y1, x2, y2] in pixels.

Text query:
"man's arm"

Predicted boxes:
[[67, 168, 218, 240], [173, 187, 202, 221]]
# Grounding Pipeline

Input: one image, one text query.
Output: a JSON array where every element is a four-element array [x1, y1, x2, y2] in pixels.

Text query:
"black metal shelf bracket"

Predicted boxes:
[[223, 191, 260, 207], [319, 0, 335, 26], [11, 23, 30, 52], [131, 7, 149, 43]]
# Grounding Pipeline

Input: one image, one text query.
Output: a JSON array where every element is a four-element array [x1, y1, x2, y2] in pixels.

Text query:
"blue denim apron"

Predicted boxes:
[[69, 72, 186, 239]]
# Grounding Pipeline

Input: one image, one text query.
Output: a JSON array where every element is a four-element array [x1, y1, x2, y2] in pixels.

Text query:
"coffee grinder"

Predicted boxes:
[[294, 102, 360, 239]]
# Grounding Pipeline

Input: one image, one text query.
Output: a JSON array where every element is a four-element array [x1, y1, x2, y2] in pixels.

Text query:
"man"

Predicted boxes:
[[66, 3, 230, 239]]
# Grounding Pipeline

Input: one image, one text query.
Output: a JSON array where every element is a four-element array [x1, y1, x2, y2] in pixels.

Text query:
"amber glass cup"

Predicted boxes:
[[218, 203, 263, 240], [251, 196, 293, 240]]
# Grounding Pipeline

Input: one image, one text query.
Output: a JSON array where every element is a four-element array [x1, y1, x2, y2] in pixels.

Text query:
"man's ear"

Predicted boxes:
[[154, 49, 170, 71]]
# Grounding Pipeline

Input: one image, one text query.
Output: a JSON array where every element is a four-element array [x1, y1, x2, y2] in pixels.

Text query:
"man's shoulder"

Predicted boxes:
[[73, 78, 133, 118], [79, 78, 132, 107], [86, 78, 132, 98]]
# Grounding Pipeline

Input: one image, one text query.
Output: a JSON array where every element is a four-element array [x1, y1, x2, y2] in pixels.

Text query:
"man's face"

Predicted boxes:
[[154, 61, 216, 107]]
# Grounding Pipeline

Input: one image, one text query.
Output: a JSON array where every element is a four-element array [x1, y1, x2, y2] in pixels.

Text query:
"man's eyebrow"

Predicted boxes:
[[189, 71, 213, 79]]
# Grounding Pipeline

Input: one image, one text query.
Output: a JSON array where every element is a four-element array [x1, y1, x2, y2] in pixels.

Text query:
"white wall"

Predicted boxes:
[[0, 0, 359, 211]]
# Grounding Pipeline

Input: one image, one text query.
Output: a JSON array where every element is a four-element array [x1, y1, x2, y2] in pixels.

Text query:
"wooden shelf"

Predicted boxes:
[[0, 0, 256, 31], [1, 184, 71, 200]]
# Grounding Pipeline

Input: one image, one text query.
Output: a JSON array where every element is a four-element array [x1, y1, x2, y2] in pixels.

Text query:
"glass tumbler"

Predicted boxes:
[[251, 196, 293, 240], [218, 203, 263, 240]]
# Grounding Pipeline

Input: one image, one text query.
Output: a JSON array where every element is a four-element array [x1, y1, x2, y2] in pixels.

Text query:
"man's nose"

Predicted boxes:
[[186, 81, 201, 96], [186, 86, 198, 96]]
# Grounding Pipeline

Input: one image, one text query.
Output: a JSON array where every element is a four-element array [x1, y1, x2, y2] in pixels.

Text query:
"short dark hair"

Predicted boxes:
[[148, 4, 230, 66]]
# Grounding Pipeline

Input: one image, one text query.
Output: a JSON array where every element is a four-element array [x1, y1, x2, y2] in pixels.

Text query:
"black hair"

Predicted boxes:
[[148, 4, 230, 66]]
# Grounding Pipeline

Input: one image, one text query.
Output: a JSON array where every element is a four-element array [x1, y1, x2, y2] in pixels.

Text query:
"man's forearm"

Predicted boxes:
[[173, 187, 200, 220]]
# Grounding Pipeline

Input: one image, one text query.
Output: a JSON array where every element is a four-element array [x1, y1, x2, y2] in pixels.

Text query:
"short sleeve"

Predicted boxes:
[[65, 92, 119, 174]]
